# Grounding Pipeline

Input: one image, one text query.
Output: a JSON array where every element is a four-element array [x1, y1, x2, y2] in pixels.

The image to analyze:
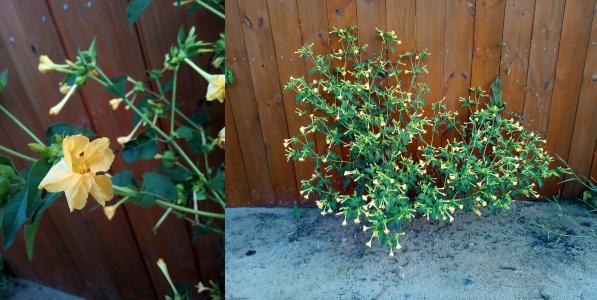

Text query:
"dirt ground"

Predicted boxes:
[[226, 199, 597, 299]]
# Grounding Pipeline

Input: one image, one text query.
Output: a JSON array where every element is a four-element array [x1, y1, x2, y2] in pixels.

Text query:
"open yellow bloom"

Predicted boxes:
[[206, 74, 225, 103], [38, 135, 115, 212]]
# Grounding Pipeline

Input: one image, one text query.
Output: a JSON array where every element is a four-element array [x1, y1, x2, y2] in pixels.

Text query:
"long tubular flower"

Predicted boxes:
[[117, 120, 143, 145], [156, 259, 179, 295], [103, 197, 127, 220], [38, 135, 115, 212], [49, 84, 77, 115], [184, 58, 225, 103], [38, 55, 68, 73]]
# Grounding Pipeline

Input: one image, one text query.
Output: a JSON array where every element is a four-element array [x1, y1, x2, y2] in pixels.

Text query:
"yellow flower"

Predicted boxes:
[[50, 84, 78, 115], [218, 127, 225, 148], [109, 98, 123, 110], [103, 201, 123, 221], [38, 135, 115, 212], [206, 74, 225, 103], [211, 57, 224, 69], [196, 281, 209, 294], [38, 55, 67, 73]]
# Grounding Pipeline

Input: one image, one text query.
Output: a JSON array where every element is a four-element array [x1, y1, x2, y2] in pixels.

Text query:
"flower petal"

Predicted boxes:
[[64, 173, 93, 212], [90, 174, 114, 207], [206, 75, 225, 103], [38, 159, 77, 192], [83, 137, 115, 173], [63, 134, 89, 171]]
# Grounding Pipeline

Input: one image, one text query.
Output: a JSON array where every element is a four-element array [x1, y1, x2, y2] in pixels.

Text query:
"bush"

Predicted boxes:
[[284, 26, 565, 256]]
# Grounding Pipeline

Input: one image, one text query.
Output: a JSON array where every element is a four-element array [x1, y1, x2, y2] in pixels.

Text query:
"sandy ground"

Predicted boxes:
[[226, 200, 597, 300], [8, 278, 83, 300]]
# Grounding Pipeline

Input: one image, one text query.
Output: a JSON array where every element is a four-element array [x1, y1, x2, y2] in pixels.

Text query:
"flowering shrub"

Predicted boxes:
[[0, 1, 225, 299], [285, 26, 566, 256]]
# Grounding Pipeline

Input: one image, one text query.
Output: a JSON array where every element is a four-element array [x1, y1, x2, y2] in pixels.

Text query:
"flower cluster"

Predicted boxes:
[[285, 26, 566, 256]]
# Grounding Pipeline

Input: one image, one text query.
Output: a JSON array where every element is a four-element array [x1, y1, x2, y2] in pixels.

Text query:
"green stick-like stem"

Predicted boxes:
[[170, 67, 179, 136], [195, 0, 225, 19], [0, 145, 36, 162], [156, 199, 224, 219], [0, 104, 45, 145], [184, 58, 213, 81]]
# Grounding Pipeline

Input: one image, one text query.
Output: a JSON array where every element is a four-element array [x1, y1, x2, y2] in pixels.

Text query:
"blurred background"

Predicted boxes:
[[0, 0, 224, 298]]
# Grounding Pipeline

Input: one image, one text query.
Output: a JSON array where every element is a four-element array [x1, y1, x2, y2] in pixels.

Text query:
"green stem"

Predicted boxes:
[[113, 185, 139, 197], [156, 199, 224, 219], [0, 104, 45, 145], [0, 145, 36, 162], [195, 0, 225, 19], [184, 58, 213, 81], [94, 67, 203, 177], [171, 67, 179, 135]]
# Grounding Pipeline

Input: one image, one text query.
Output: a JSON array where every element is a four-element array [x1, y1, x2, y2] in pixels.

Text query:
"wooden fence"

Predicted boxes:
[[226, 0, 597, 207], [0, 1, 223, 299]]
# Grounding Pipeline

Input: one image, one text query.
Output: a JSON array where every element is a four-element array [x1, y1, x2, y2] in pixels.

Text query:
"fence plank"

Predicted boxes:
[[416, 0, 445, 149], [442, 0, 476, 146], [224, 90, 251, 205], [357, 0, 386, 59], [237, 0, 299, 206], [297, 0, 332, 205], [226, 0, 275, 206], [470, 0, 505, 105], [267, 0, 317, 206], [499, 0, 535, 118], [47, 1, 200, 298], [522, 0, 565, 137], [542, 0, 595, 197], [133, 0, 225, 286], [563, 0, 597, 198]]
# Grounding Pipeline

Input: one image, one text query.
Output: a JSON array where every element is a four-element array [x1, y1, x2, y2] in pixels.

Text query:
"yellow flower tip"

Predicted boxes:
[[212, 57, 224, 69], [206, 74, 225, 103], [117, 136, 129, 145], [398, 40, 402, 44], [354, 218, 360, 224], [156, 258, 166, 268], [196, 282, 209, 294], [366, 241, 372, 248], [59, 84, 74, 95], [384, 229, 390, 235], [103, 205, 118, 220], [109, 98, 123, 110], [396, 244, 402, 250], [218, 127, 225, 149], [38, 55, 55, 73], [342, 220, 347, 226], [38, 135, 115, 212], [389, 251, 394, 257]]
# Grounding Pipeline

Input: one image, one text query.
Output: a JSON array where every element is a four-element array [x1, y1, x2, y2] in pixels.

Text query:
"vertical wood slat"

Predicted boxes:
[[325, 0, 357, 191], [133, 0, 225, 287], [0, 1, 122, 298], [237, 0, 299, 206], [499, 0, 535, 118], [543, 0, 596, 197], [224, 92, 251, 205], [563, 0, 597, 197], [522, 0, 566, 137], [47, 1, 198, 298], [226, 0, 275, 206], [266, 0, 316, 206], [416, 0, 445, 149], [296, 0, 332, 205], [470, 0, 506, 105], [356, 0, 387, 59], [442, 0, 476, 146]]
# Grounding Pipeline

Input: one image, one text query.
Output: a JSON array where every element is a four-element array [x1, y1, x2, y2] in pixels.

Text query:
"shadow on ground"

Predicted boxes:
[[226, 200, 597, 299]]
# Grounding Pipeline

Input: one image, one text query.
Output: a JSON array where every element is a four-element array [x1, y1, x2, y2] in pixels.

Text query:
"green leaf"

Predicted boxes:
[[158, 166, 194, 182], [0, 69, 7, 93], [26, 158, 62, 218], [112, 170, 132, 187], [127, 0, 153, 23], [131, 95, 155, 129], [131, 172, 178, 207], [123, 129, 158, 163], [293, 206, 301, 220], [0, 155, 18, 178], [188, 112, 211, 126], [2, 188, 27, 250], [175, 126, 193, 141], [25, 214, 42, 261], [45, 123, 96, 145], [100, 75, 128, 98], [208, 165, 225, 193]]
